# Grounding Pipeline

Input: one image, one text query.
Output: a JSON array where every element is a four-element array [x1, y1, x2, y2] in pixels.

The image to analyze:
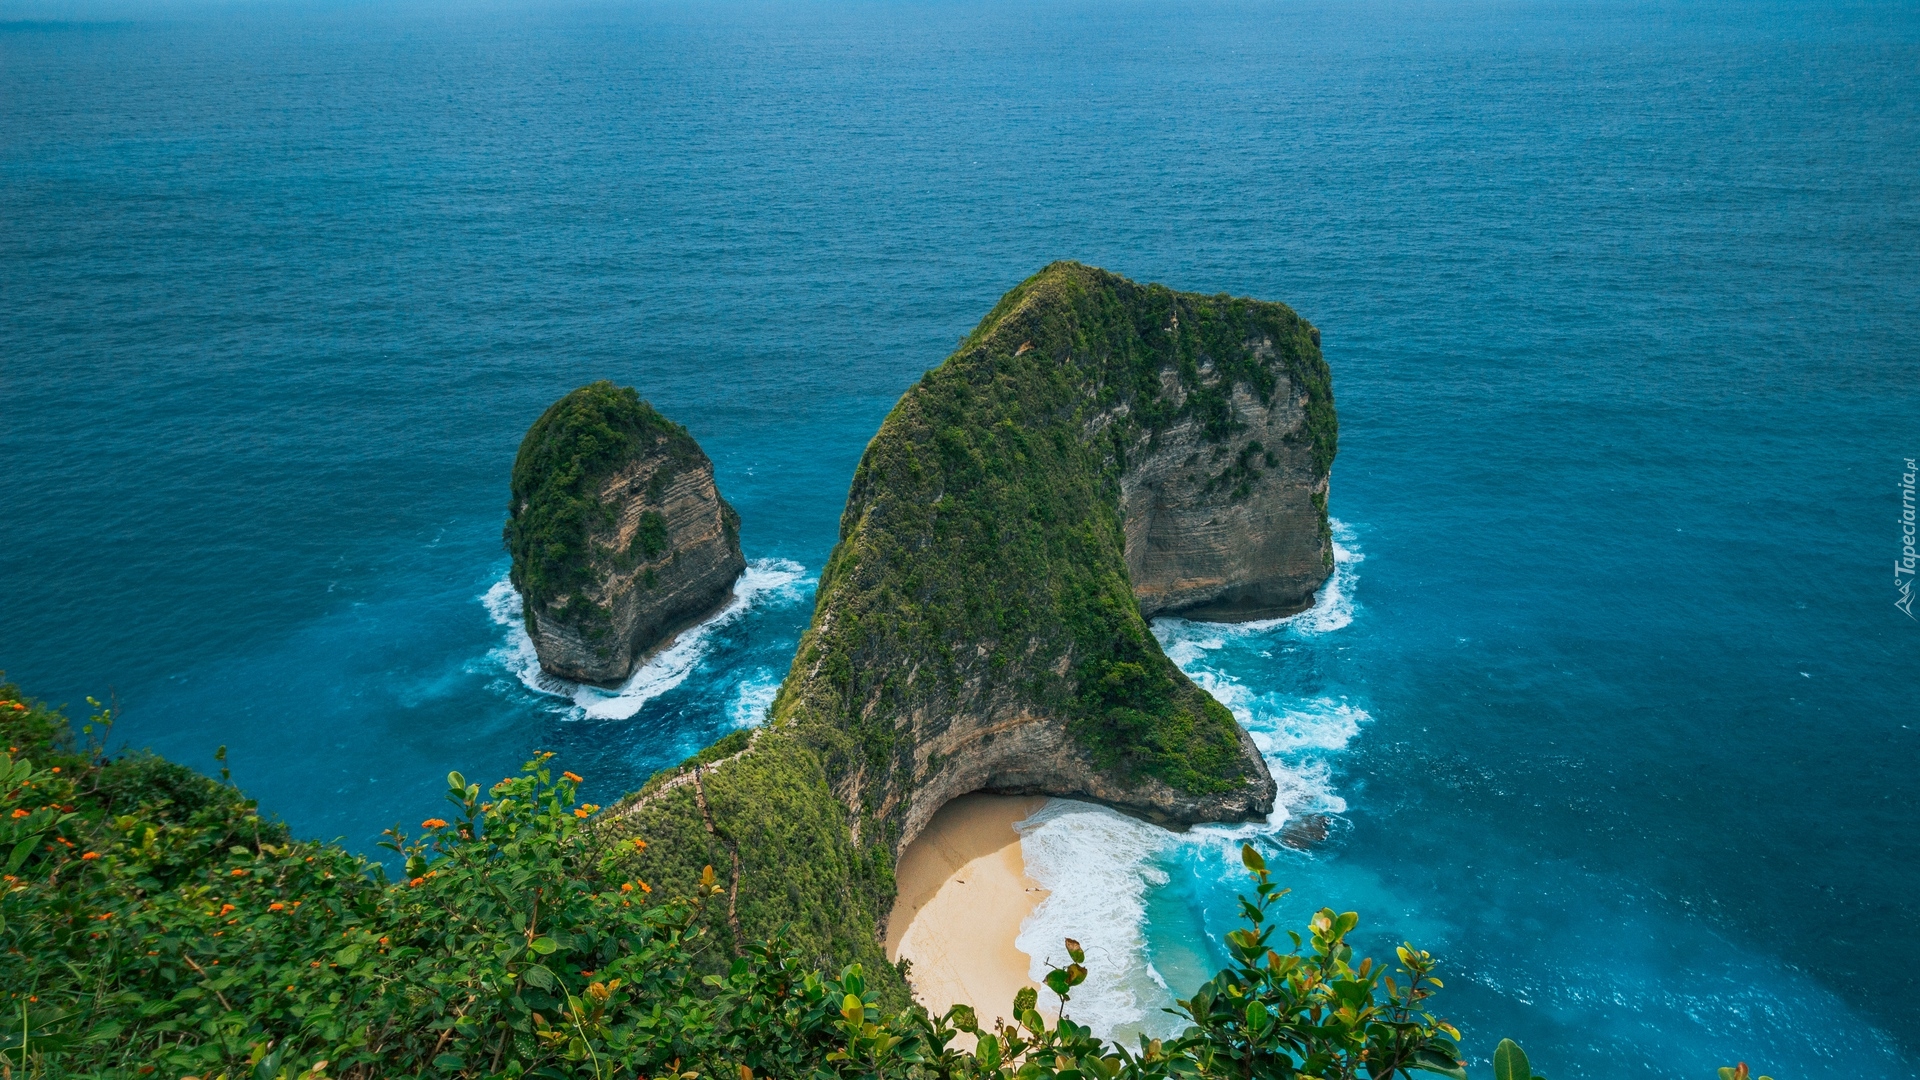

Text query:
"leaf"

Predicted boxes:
[[1494, 1039, 1531, 1080], [5, 836, 39, 874], [841, 993, 865, 1023], [1241, 843, 1266, 873], [529, 935, 559, 955], [522, 963, 557, 990], [435, 1053, 466, 1070], [334, 945, 362, 967], [977, 1034, 1002, 1070], [1408, 1045, 1468, 1080], [447, 771, 466, 791]]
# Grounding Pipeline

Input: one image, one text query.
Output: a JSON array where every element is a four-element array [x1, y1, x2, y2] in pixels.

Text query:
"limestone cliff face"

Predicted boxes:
[[506, 383, 745, 687], [611, 265, 1337, 986], [893, 699, 1276, 849], [1121, 368, 1332, 622], [773, 262, 1337, 854]]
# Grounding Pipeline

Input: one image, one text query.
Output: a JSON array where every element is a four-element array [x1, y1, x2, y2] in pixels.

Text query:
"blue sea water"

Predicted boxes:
[[3, 0, 1917, 1074]]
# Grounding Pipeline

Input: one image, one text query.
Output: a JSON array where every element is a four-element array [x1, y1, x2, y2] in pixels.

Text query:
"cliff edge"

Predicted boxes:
[[505, 382, 745, 686], [605, 264, 1336, 986]]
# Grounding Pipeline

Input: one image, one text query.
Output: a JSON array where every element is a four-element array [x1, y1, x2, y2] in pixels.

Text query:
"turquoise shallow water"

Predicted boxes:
[[3, 0, 1917, 1074]]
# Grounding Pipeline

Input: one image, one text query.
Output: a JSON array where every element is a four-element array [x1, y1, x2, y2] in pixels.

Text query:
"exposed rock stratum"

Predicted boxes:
[[506, 382, 744, 686]]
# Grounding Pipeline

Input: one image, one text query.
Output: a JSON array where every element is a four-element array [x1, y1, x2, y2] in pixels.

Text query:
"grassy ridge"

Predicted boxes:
[[601, 730, 904, 1006]]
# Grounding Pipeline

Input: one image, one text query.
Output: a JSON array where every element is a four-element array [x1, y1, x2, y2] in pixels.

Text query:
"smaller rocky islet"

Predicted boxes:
[[505, 381, 745, 686]]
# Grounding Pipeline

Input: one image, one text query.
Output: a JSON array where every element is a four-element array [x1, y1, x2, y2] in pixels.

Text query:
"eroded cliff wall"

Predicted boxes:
[[1121, 363, 1333, 621], [506, 383, 745, 686]]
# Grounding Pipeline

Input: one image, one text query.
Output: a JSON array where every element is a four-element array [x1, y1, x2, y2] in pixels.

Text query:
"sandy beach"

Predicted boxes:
[[886, 794, 1049, 1028]]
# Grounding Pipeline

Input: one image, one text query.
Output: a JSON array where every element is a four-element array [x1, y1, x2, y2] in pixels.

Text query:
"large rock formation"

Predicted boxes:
[[1121, 354, 1333, 621], [606, 264, 1336, 991], [505, 382, 745, 686]]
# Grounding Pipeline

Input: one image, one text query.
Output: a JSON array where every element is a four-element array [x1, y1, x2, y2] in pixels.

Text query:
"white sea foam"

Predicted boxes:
[[1015, 521, 1373, 1041], [479, 558, 811, 720], [1154, 519, 1363, 643], [1015, 801, 1184, 1043], [727, 669, 782, 729]]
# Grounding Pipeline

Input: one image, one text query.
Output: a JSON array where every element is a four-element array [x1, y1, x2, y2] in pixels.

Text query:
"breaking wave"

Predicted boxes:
[[1015, 520, 1371, 1043], [1014, 800, 1183, 1043], [479, 558, 811, 720], [727, 669, 783, 729]]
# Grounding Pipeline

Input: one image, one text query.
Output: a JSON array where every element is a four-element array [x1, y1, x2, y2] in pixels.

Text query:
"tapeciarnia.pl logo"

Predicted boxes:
[[1899, 457, 1917, 620]]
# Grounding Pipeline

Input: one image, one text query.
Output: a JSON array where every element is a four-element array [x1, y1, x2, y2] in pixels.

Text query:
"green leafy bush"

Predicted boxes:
[[13, 685, 1789, 1080]]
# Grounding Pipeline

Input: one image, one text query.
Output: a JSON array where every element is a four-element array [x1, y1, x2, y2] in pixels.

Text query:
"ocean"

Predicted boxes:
[[3, 0, 1915, 1075]]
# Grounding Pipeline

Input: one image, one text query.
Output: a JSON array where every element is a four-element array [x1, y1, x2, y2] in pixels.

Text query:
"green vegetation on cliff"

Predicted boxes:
[[612, 264, 1337, 991], [0, 684, 1627, 1080], [600, 729, 900, 997], [779, 260, 1333, 800], [505, 382, 701, 616]]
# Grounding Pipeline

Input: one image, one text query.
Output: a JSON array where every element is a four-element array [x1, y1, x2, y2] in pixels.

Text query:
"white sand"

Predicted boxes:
[[885, 794, 1049, 1029]]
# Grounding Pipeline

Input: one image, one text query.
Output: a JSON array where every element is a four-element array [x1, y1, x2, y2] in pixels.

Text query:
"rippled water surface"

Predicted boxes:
[[4, 0, 1916, 1074]]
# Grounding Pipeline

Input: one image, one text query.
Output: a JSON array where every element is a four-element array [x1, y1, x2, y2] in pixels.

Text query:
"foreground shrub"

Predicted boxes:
[[2, 683, 1734, 1080]]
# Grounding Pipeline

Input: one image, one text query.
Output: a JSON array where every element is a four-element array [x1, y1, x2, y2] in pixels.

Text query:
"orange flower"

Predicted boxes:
[[639, 880, 651, 893], [49, 767, 59, 773], [620, 882, 634, 893], [10, 703, 24, 711], [80, 851, 100, 860], [379, 936, 389, 946], [10, 809, 26, 819], [219, 904, 236, 916], [421, 818, 448, 829], [230, 868, 247, 877], [312, 960, 322, 968], [562, 771, 583, 783], [409, 876, 425, 887], [268, 902, 285, 911], [573, 808, 589, 818]]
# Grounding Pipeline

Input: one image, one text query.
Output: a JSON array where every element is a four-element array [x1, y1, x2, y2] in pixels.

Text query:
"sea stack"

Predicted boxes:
[[505, 382, 745, 686]]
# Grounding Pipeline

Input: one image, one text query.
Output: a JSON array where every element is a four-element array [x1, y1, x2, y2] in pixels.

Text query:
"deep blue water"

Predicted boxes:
[[3, 0, 1917, 1074]]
